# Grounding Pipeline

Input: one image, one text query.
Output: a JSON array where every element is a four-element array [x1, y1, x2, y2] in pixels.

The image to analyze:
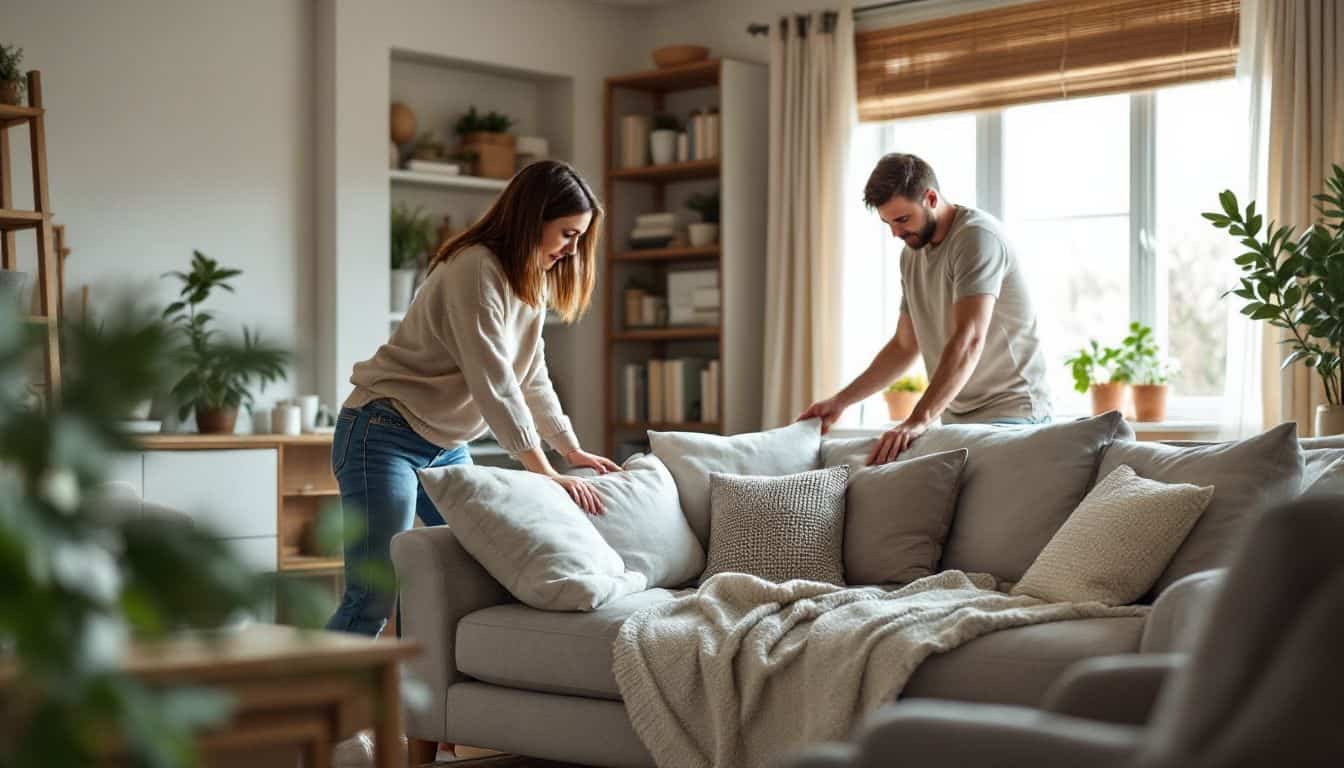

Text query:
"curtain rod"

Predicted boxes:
[[746, 0, 932, 35]]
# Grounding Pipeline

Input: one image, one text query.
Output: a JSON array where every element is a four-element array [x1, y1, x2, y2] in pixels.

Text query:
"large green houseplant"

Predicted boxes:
[[1203, 163, 1344, 434], [162, 251, 289, 433], [0, 295, 331, 767]]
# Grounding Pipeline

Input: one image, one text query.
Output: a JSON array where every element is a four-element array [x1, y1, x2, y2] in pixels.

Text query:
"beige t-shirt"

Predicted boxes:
[[344, 244, 579, 456], [899, 206, 1051, 423]]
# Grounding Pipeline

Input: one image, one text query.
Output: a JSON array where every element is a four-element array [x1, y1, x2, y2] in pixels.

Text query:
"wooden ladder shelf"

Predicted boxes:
[[0, 70, 61, 402]]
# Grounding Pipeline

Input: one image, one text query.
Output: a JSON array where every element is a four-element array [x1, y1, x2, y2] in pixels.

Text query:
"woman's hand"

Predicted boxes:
[[553, 475, 605, 516], [564, 448, 622, 474]]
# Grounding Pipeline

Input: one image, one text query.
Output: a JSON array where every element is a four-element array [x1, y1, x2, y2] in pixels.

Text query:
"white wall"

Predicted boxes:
[[1, 0, 316, 402]]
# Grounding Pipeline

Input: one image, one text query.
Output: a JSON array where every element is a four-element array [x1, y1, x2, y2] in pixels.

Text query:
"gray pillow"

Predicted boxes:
[[650, 419, 823, 546], [585, 454, 705, 588], [701, 465, 849, 586], [418, 465, 644, 611], [898, 412, 1131, 582], [1303, 448, 1344, 495], [1097, 422, 1304, 595], [821, 446, 968, 585]]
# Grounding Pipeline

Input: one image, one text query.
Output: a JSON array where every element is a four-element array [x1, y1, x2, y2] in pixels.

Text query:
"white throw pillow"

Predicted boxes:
[[417, 465, 645, 611], [649, 419, 824, 546], [1013, 465, 1214, 606], [585, 454, 705, 588]]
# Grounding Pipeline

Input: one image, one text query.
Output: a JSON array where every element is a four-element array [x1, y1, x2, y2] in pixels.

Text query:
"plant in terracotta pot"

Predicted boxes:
[[1203, 164, 1344, 435], [162, 251, 289, 434], [1065, 339, 1129, 415], [686, 189, 721, 247], [1118, 322, 1177, 422], [0, 43, 24, 106], [455, 106, 516, 179], [390, 202, 434, 314], [884, 373, 928, 422]]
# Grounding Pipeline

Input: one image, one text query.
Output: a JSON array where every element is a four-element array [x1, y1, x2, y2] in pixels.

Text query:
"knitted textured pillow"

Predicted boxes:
[[1013, 464, 1214, 606], [701, 465, 849, 586]]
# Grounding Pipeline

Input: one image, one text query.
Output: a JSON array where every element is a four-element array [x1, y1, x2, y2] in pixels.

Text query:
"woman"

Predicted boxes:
[[327, 160, 620, 636]]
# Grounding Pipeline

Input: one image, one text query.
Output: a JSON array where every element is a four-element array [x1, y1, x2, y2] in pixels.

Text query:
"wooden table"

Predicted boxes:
[[123, 623, 419, 768]]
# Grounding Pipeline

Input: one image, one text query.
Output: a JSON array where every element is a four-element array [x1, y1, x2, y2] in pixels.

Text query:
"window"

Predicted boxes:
[[843, 78, 1249, 426]]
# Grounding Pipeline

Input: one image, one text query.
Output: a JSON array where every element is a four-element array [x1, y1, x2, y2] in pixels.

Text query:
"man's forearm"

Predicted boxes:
[[836, 336, 920, 407], [910, 330, 984, 423]]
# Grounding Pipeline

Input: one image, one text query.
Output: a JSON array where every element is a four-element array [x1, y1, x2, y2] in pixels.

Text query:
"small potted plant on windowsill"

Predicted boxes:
[[391, 202, 434, 314], [1119, 322, 1177, 422], [884, 373, 928, 422], [163, 251, 289, 433], [0, 43, 24, 106], [1065, 339, 1129, 416], [686, 189, 720, 247]]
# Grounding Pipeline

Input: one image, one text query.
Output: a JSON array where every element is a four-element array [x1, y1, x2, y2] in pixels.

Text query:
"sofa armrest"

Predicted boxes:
[[1041, 653, 1183, 726], [789, 700, 1140, 768], [390, 525, 512, 741], [1141, 568, 1226, 653]]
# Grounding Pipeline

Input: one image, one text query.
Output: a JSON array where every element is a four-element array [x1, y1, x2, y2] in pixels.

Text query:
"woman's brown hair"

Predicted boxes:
[[429, 160, 603, 322]]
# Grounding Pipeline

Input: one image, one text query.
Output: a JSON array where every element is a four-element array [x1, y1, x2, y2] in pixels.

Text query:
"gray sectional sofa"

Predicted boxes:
[[390, 423, 1343, 768]]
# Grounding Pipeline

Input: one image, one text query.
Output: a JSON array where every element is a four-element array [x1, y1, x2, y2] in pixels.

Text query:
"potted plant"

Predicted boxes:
[[884, 373, 928, 422], [1065, 339, 1129, 415], [0, 43, 23, 106], [391, 202, 434, 313], [1204, 164, 1344, 435], [651, 113, 681, 165], [162, 251, 289, 433], [455, 106, 516, 179], [686, 189, 720, 247], [1119, 322, 1177, 422]]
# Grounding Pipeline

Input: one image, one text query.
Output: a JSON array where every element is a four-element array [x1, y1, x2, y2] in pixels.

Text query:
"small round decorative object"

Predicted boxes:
[[390, 102, 417, 145], [652, 45, 710, 69]]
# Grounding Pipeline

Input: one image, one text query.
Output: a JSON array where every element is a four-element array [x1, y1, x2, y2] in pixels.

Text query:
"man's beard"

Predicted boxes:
[[905, 205, 939, 249]]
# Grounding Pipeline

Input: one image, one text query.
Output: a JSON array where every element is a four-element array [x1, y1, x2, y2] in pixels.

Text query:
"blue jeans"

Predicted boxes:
[[325, 399, 472, 636]]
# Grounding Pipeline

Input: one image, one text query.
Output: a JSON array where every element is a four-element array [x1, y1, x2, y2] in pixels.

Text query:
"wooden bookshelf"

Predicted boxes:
[[602, 59, 768, 457], [612, 245, 720, 263]]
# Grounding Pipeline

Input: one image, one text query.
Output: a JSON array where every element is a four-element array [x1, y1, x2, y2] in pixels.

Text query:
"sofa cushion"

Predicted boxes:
[[585, 454, 705, 589], [1097, 422, 1303, 595], [1014, 465, 1214, 605], [822, 447, 969, 586], [650, 419, 823, 546], [1303, 448, 1344, 495], [902, 615, 1147, 706], [418, 465, 645, 611], [900, 412, 1131, 582], [701, 465, 849, 585], [456, 589, 680, 700]]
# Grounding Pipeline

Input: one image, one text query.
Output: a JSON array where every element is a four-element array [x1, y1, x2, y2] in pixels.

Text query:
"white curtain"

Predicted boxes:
[[1239, 0, 1344, 436], [762, 9, 857, 428]]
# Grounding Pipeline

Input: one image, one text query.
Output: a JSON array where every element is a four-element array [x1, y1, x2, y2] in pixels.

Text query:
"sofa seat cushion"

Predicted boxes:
[[902, 615, 1147, 707], [457, 588, 682, 700]]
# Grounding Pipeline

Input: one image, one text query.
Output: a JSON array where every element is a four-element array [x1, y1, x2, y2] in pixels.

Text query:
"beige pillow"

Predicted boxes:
[[701, 465, 849, 586], [1013, 465, 1213, 606]]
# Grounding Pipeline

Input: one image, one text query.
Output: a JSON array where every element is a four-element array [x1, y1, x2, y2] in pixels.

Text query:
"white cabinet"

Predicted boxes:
[[143, 449, 278, 539]]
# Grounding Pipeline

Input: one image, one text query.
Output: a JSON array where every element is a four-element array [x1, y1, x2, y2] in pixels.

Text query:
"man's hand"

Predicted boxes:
[[797, 396, 847, 434], [867, 418, 930, 465]]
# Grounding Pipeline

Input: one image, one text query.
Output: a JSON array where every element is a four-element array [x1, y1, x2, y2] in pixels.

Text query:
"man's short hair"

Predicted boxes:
[[863, 153, 941, 209]]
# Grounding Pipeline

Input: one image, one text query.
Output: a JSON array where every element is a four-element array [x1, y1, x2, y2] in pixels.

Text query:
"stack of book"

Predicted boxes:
[[667, 269, 720, 326], [629, 211, 684, 250], [406, 159, 461, 176], [621, 358, 721, 425], [623, 287, 667, 328]]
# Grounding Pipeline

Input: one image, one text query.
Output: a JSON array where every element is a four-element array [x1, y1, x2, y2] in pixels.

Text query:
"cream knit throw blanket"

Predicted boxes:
[[613, 570, 1149, 768]]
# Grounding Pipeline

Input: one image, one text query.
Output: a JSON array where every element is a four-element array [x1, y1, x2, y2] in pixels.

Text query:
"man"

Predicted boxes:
[[800, 153, 1050, 464]]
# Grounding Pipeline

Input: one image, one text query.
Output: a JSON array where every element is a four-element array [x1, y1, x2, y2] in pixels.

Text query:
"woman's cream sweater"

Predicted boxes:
[[344, 244, 579, 457]]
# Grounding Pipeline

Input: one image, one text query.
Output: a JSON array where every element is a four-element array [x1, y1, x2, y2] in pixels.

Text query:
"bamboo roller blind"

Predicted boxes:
[[856, 0, 1240, 121]]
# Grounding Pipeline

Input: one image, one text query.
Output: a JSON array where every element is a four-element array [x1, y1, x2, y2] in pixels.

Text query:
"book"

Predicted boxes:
[[624, 288, 647, 326], [623, 364, 647, 423], [406, 159, 462, 175], [663, 357, 706, 422], [635, 212, 683, 227], [647, 359, 665, 423]]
